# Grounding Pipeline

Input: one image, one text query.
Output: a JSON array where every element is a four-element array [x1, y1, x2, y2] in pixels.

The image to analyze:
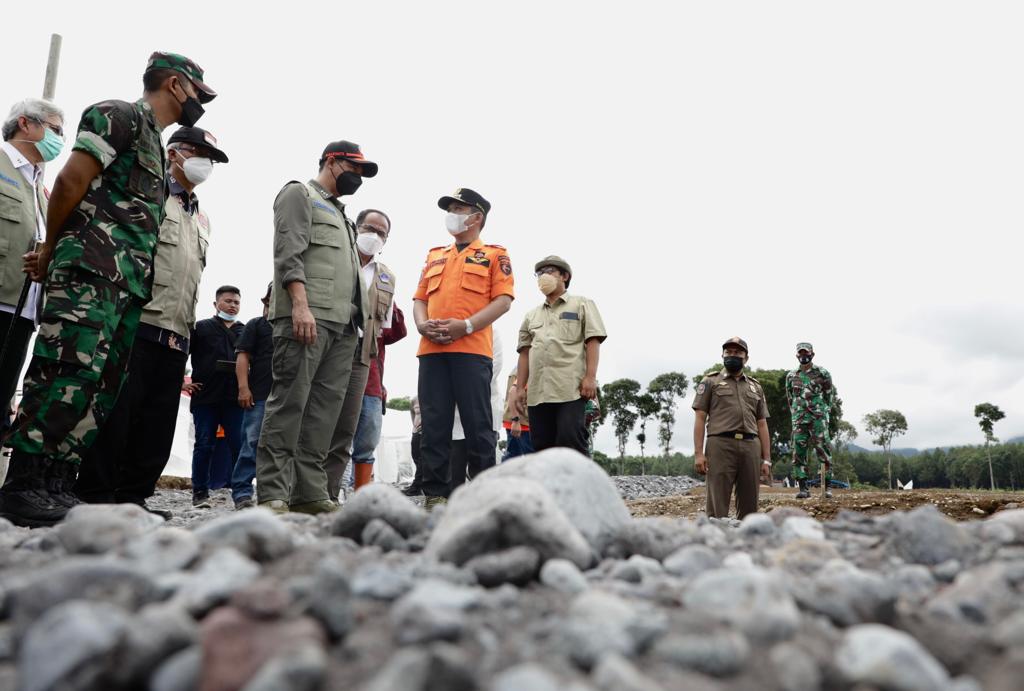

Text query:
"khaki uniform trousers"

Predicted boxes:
[[705, 435, 760, 519], [323, 348, 370, 501], [256, 320, 358, 504]]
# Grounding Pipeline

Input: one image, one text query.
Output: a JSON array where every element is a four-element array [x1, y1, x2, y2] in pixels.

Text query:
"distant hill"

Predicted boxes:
[[847, 443, 920, 457]]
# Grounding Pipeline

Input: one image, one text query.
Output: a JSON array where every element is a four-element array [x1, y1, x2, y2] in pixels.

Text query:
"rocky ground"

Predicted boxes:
[[1, 452, 1023, 691]]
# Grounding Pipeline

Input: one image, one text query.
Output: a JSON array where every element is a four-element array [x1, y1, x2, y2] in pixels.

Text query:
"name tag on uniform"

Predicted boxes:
[[0, 173, 19, 188], [560, 312, 579, 320], [379, 272, 391, 284], [465, 256, 490, 267]]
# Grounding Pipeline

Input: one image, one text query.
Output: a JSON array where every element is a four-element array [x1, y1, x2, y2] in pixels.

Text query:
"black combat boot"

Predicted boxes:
[[0, 451, 68, 527], [795, 478, 810, 499], [46, 460, 83, 511]]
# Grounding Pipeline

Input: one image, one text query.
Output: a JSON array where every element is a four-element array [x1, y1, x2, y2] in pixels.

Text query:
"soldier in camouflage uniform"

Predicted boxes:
[[0, 52, 217, 527], [785, 342, 837, 499]]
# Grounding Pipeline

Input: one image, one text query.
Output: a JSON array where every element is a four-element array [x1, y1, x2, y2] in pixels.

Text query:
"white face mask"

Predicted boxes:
[[181, 156, 213, 185], [445, 212, 470, 235], [217, 310, 237, 322], [356, 232, 385, 256]]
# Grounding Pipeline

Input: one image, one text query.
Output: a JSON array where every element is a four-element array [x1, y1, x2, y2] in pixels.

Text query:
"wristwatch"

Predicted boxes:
[[761, 459, 772, 466], [511, 416, 520, 422], [464, 318, 474, 335]]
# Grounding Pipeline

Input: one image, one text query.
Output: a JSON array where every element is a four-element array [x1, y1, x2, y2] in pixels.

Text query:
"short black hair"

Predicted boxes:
[[143, 68, 180, 93], [356, 208, 391, 230], [563, 271, 571, 289], [216, 285, 241, 298]]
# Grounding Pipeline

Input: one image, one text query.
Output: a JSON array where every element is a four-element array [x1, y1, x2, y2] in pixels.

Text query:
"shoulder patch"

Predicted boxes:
[[696, 382, 707, 395], [484, 244, 507, 251]]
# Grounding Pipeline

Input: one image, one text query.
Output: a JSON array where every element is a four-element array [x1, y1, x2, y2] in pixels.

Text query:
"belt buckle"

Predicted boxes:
[[734, 433, 744, 440]]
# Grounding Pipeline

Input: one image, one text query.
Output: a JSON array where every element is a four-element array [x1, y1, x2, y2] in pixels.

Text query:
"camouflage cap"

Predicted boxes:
[[796, 342, 814, 353], [722, 336, 748, 353], [534, 255, 572, 278], [146, 52, 217, 103]]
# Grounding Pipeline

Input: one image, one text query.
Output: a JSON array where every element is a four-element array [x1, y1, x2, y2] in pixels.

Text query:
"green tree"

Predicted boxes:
[[386, 396, 412, 412], [648, 372, 689, 460], [974, 402, 1006, 490], [634, 392, 660, 474], [601, 379, 641, 472], [863, 409, 908, 490]]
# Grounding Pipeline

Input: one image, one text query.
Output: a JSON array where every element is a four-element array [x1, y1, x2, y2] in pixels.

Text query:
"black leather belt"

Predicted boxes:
[[136, 322, 190, 353], [711, 431, 757, 440]]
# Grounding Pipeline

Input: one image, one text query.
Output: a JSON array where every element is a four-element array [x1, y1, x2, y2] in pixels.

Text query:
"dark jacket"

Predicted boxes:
[[189, 317, 244, 409]]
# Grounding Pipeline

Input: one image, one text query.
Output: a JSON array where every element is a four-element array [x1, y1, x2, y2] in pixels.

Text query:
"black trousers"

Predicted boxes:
[[527, 398, 589, 455], [0, 311, 34, 434], [75, 338, 188, 503], [449, 430, 498, 494], [417, 353, 494, 498], [409, 431, 424, 488]]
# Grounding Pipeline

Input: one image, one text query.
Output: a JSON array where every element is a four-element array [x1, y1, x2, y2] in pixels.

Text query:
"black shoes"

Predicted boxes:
[[401, 484, 424, 497], [192, 490, 212, 508], [0, 453, 69, 528], [46, 460, 83, 510], [795, 479, 810, 499]]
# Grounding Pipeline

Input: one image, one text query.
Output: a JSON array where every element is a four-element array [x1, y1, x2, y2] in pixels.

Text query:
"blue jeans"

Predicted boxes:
[[353, 394, 383, 464], [504, 428, 534, 460], [191, 402, 244, 494], [230, 400, 266, 502]]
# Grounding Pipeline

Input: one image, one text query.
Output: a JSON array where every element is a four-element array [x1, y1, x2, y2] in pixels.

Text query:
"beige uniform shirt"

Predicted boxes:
[[691, 370, 769, 436], [518, 293, 607, 407]]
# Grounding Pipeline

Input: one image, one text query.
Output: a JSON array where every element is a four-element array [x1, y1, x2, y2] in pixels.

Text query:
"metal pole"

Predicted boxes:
[[43, 34, 62, 100]]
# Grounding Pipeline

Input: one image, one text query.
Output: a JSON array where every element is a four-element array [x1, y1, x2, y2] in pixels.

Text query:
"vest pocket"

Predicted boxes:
[[311, 225, 344, 248], [305, 277, 334, 308], [461, 262, 489, 294], [0, 187, 21, 222], [424, 264, 445, 294]]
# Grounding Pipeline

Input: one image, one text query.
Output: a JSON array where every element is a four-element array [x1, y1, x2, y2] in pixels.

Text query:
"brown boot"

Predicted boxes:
[[354, 463, 374, 491]]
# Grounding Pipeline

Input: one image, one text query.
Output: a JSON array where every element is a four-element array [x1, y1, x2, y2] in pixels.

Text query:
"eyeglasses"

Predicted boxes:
[[358, 223, 388, 236], [32, 118, 63, 138], [534, 267, 561, 278]]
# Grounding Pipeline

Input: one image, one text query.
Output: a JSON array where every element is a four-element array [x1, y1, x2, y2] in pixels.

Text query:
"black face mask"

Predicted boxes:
[[724, 356, 744, 373], [334, 170, 363, 197], [799, 355, 813, 365], [174, 83, 205, 127]]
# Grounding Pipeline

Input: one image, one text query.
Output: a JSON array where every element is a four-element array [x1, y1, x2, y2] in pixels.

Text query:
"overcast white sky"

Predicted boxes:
[[8, 1, 1023, 455]]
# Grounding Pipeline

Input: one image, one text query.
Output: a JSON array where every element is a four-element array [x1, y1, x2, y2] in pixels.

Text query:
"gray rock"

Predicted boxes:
[[797, 559, 896, 626], [610, 554, 664, 583], [540, 558, 589, 594], [992, 609, 1024, 648], [592, 653, 664, 690], [121, 526, 201, 576], [465, 545, 540, 587], [987, 508, 1024, 543], [722, 552, 755, 570], [174, 548, 262, 615], [780, 516, 825, 542], [561, 589, 666, 669], [362, 644, 477, 691], [682, 567, 800, 642], [836, 624, 950, 691], [56, 503, 165, 554], [390, 579, 483, 645], [307, 557, 353, 640], [770, 642, 822, 691], [491, 663, 563, 691], [332, 483, 427, 540], [651, 630, 750, 677], [890, 504, 970, 566], [351, 561, 415, 600], [112, 601, 197, 686], [7, 558, 160, 636], [425, 476, 593, 569], [889, 564, 939, 603], [663, 544, 722, 579], [479, 447, 632, 554], [924, 561, 1020, 626], [768, 538, 842, 576], [149, 645, 201, 691], [242, 643, 326, 691], [18, 600, 130, 691], [605, 517, 697, 560], [193, 508, 295, 562], [737, 512, 776, 538], [361, 517, 408, 551]]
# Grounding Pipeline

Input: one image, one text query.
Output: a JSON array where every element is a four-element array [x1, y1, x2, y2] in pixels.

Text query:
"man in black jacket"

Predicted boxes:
[[187, 285, 244, 507]]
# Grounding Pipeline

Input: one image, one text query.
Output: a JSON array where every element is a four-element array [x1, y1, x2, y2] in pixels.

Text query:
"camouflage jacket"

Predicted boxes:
[[785, 365, 836, 425], [52, 99, 166, 300]]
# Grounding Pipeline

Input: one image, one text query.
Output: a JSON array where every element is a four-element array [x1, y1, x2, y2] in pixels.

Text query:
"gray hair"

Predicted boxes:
[[2, 98, 64, 141]]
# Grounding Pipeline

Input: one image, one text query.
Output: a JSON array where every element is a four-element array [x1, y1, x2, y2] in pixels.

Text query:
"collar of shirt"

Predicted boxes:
[[168, 175, 198, 215], [307, 179, 345, 209], [0, 141, 42, 186], [542, 293, 569, 309], [359, 259, 377, 289], [137, 98, 164, 133], [448, 237, 484, 255]]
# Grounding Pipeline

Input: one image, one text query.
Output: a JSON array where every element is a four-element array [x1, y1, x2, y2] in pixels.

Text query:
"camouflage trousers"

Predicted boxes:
[[792, 418, 831, 480], [5, 268, 141, 465]]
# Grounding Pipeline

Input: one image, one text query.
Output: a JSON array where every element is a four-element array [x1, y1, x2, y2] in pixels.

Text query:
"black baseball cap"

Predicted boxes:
[[320, 140, 378, 177], [168, 127, 228, 163], [437, 188, 491, 216], [722, 336, 749, 353]]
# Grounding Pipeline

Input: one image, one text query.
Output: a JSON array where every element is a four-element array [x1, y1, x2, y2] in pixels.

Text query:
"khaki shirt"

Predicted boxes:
[[518, 293, 607, 407], [691, 370, 769, 436], [141, 191, 210, 338]]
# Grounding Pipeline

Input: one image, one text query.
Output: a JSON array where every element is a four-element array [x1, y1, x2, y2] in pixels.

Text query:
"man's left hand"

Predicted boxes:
[[761, 462, 773, 485], [580, 376, 598, 400], [436, 318, 468, 341]]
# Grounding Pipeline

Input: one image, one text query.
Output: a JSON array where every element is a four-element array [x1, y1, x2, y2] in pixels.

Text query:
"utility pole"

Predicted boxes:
[[43, 34, 63, 100]]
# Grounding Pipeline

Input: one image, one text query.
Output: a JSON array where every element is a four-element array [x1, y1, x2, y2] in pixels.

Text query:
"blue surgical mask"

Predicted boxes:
[[217, 310, 237, 322], [34, 128, 63, 162]]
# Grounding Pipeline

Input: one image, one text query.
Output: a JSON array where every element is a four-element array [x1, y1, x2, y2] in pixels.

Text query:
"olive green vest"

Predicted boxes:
[[140, 194, 210, 338], [359, 261, 397, 365], [270, 181, 367, 327], [0, 150, 46, 307]]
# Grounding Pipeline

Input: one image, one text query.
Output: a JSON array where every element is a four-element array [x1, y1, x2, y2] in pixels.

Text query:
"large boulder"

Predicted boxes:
[[56, 503, 165, 554], [331, 484, 427, 541], [477, 448, 631, 554], [193, 508, 295, 563], [425, 476, 593, 569], [888, 504, 971, 566], [836, 624, 951, 691], [682, 566, 800, 643]]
